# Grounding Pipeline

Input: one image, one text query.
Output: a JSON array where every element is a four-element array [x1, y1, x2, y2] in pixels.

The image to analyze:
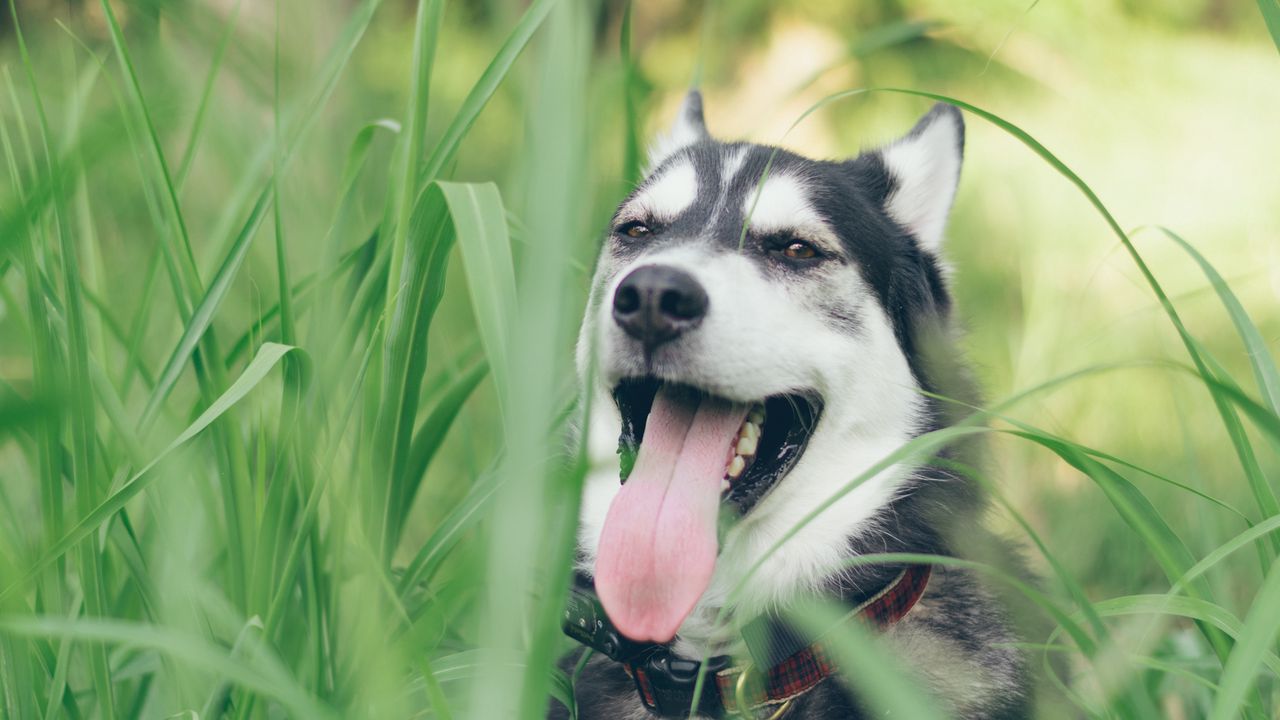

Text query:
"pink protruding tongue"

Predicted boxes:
[[594, 386, 749, 642]]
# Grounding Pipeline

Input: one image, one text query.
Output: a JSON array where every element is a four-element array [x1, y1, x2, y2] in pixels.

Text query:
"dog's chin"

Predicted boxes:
[[612, 376, 823, 518]]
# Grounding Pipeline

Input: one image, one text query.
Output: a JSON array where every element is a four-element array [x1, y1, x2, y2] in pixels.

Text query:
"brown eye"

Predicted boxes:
[[618, 221, 651, 239], [783, 241, 817, 260]]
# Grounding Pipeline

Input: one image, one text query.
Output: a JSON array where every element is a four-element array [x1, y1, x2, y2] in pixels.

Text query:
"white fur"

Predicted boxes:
[[628, 160, 698, 221], [721, 147, 748, 188], [882, 112, 962, 254], [743, 173, 841, 252]]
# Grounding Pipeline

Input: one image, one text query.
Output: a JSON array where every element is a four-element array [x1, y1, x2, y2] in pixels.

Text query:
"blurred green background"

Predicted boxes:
[[2, 0, 1278, 717]]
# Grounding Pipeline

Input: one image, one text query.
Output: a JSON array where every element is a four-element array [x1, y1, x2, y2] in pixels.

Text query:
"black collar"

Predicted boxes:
[[562, 565, 932, 718]]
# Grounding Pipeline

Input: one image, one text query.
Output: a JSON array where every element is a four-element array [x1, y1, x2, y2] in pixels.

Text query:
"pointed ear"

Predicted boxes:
[[647, 90, 709, 170], [879, 103, 964, 253]]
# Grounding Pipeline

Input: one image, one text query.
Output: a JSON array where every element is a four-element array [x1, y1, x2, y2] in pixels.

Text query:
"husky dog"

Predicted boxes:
[[553, 92, 1031, 719]]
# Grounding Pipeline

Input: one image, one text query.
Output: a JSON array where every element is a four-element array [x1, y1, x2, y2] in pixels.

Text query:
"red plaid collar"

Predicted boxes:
[[624, 564, 932, 718]]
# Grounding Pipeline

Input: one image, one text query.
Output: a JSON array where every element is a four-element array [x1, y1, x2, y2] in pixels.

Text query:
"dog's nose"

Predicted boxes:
[[613, 265, 708, 350]]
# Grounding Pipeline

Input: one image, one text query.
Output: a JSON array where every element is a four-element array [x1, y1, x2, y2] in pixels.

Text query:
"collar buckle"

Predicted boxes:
[[627, 650, 731, 717]]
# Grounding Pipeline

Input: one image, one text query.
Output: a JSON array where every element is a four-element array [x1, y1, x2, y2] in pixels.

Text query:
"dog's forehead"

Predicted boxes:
[[617, 141, 852, 250]]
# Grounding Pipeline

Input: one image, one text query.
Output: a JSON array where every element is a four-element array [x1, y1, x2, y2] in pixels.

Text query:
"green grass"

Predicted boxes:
[[1, 1, 1279, 718]]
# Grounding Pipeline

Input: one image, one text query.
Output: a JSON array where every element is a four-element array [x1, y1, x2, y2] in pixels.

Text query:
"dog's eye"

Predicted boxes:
[[781, 241, 817, 260], [616, 221, 652, 239]]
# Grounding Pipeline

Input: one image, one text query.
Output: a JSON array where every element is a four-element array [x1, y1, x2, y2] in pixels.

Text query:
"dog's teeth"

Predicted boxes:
[[727, 455, 745, 478], [721, 478, 730, 492], [748, 406, 765, 425], [736, 435, 757, 457], [740, 421, 759, 441]]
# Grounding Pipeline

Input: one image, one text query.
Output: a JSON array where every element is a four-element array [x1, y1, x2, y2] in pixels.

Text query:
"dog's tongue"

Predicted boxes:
[[594, 386, 748, 643]]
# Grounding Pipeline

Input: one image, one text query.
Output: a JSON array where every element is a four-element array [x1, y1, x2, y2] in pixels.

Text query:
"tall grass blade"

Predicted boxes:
[[385, 0, 444, 318], [375, 181, 458, 558], [272, 0, 296, 347], [2, 343, 304, 600], [309, 120, 398, 344], [1176, 515, 1280, 592], [9, 4, 115, 714], [1255, 0, 1280, 54], [0, 616, 336, 719], [514, 4, 589, 716], [1008, 427, 1248, 519], [136, 190, 272, 434], [223, 232, 377, 367], [176, 0, 243, 189], [1209, 552, 1280, 719], [1149, 226, 1280, 414], [1013, 439, 1219, 606], [98, 0, 202, 295], [442, 181, 515, 407], [929, 385, 1255, 519], [379, 183, 507, 560], [1189, 371, 1280, 445], [620, 2, 642, 184], [397, 468, 501, 601], [1082, 596, 1280, 676], [401, 357, 490, 515], [1, 70, 65, 584], [417, 0, 557, 185]]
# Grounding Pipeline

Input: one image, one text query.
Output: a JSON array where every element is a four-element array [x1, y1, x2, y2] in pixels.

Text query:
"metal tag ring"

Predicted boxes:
[[732, 663, 793, 719]]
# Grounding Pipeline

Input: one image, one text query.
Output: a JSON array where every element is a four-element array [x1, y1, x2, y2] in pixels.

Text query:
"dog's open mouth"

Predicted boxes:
[[613, 378, 822, 515], [593, 378, 822, 643]]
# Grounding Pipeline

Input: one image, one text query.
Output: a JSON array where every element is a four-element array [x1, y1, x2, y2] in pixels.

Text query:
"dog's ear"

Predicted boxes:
[[878, 103, 964, 254], [647, 90, 709, 170]]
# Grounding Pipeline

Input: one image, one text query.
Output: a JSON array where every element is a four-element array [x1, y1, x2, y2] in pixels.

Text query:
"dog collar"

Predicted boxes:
[[563, 564, 931, 718]]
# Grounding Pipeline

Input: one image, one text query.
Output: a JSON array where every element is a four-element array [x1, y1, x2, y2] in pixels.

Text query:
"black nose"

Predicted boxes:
[[612, 265, 709, 350]]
